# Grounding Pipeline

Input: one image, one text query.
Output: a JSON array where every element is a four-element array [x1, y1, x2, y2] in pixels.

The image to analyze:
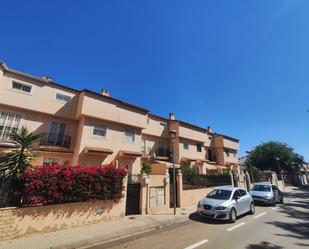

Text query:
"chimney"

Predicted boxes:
[[207, 126, 212, 133], [169, 112, 175, 120], [101, 89, 110, 97], [41, 75, 53, 82]]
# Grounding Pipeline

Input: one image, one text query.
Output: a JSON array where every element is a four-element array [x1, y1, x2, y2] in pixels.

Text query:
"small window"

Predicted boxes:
[[196, 143, 202, 152], [92, 124, 107, 138], [183, 142, 189, 150], [233, 190, 241, 199], [225, 151, 230, 157], [55, 93, 72, 103], [11, 81, 32, 94], [124, 130, 135, 143], [159, 122, 166, 128], [43, 158, 60, 166]]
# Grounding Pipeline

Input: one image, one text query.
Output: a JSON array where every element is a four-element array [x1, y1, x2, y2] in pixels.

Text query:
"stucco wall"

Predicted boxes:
[[0, 72, 78, 119], [0, 176, 128, 241], [181, 188, 212, 207]]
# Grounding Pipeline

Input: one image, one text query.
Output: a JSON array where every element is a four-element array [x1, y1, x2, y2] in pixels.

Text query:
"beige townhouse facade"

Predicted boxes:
[[0, 62, 240, 176]]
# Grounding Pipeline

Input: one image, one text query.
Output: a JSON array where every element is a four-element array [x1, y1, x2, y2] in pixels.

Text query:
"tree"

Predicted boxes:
[[246, 141, 304, 173], [0, 126, 40, 207], [0, 126, 41, 178]]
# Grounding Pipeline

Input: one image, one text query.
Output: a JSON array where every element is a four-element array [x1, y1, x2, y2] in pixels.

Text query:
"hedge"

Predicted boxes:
[[14, 164, 127, 206]]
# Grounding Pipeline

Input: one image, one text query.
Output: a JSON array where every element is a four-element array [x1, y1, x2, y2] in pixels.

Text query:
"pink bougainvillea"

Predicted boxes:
[[17, 164, 127, 206]]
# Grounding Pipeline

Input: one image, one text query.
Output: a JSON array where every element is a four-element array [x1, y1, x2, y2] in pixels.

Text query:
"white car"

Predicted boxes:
[[197, 186, 255, 223]]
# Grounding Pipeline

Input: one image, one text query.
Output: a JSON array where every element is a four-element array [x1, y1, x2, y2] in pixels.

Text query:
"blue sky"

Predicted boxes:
[[1, 0, 308, 160]]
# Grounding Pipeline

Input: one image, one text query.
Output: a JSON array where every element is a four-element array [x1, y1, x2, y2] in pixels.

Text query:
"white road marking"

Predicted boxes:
[[272, 207, 279, 210], [254, 212, 267, 219], [227, 222, 245, 232], [184, 239, 209, 249]]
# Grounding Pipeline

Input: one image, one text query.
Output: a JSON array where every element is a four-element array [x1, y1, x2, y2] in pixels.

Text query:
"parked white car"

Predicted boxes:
[[197, 186, 255, 223], [250, 182, 284, 205]]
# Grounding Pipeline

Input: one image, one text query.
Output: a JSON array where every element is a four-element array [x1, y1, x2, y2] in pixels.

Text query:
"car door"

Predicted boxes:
[[272, 185, 279, 202], [232, 190, 243, 214], [239, 189, 251, 212]]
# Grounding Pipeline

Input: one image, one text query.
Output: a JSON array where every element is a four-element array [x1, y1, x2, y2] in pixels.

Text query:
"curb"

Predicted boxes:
[[54, 216, 190, 249]]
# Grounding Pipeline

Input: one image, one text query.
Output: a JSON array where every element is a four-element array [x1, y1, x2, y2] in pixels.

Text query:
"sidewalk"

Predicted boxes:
[[0, 206, 196, 249]]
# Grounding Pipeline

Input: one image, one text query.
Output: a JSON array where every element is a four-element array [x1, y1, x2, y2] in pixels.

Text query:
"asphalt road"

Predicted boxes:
[[92, 187, 309, 249]]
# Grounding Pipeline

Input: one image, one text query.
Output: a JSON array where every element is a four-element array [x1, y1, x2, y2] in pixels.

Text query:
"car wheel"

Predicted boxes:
[[229, 208, 237, 223], [271, 198, 276, 206], [249, 202, 255, 214]]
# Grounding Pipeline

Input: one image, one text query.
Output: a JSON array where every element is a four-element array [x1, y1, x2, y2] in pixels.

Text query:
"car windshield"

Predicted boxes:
[[252, 185, 271, 192], [206, 189, 232, 200]]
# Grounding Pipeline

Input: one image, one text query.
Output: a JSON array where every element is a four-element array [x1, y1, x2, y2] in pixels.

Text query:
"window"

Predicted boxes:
[[43, 158, 60, 167], [239, 189, 247, 196], [225, 151, 230, 157], [124, 130, 135, 143], [11, 81, 32, 94], [196, 143, 202, 152], [92, 124, 107, 139], [0, 111, 21, 141], [232, 190, 241, 199], [157, 140, 165, 155], [183, 142, 189, 150], [159, 122, 166, 128], [55, 93, 72, 103], [47, 121, 67, 146], [141, 138, 146, 153]]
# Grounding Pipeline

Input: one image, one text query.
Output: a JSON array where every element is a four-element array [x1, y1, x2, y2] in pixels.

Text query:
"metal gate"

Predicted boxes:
[[125, 175, 141, 215]]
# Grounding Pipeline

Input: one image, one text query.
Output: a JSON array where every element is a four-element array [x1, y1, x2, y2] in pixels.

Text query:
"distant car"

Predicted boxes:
[[249, 182, 284, 205], [197, 186, 255, 223]]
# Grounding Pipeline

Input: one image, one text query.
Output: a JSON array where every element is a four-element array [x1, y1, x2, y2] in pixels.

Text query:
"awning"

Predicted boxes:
[[206, 164, 218, 170], [119, 150, 143, 157], [85, 147, 113, 155], [152, 160, 181, 168], [182, 157, 197, 162]]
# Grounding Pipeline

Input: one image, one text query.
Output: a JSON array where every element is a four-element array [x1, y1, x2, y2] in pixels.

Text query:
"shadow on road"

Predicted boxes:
[[246, 241, 283, 249], [188, 212, 227, 225]]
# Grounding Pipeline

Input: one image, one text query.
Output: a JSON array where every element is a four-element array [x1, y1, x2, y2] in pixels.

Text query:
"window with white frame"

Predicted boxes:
[[11, 81, 32, 94], [92, 124, 107, 139], [183, 141, 189, 150], [55, 92, 72, 103], [0, 111, 21, 141], [123, 130, 135, 143], [141, 138, 146, 153]]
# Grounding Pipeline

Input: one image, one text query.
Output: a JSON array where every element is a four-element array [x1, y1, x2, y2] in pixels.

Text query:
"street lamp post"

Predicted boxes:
[[169, 130, 177, 215], [275, 157, 285, 190], [245, 151, 255, 184]]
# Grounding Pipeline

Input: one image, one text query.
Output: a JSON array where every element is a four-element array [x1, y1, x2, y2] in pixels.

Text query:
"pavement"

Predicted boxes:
[[0, 205, 196, 249], [0, 186, 304, 249]]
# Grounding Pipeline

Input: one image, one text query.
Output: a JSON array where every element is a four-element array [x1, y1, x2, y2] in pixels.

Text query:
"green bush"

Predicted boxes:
[[141, 161, 152, 175]]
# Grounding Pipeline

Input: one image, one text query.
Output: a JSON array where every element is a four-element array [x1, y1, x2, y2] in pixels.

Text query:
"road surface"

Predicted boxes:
[[88, 187, 309, 249]]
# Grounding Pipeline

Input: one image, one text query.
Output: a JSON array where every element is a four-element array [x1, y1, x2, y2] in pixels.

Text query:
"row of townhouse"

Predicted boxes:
[[0, 62, 240, 176]]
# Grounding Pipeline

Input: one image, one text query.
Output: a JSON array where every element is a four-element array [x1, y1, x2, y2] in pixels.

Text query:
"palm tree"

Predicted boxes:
[[0, 126, 40, 207], [0, 126, 41, 177]]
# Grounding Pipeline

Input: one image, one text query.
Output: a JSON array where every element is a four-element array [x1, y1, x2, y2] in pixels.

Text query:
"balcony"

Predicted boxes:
[[40, 133, 71, 149]]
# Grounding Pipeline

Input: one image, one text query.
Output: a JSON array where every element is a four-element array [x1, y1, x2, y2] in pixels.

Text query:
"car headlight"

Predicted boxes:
[[215, 206, 226, 210]]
